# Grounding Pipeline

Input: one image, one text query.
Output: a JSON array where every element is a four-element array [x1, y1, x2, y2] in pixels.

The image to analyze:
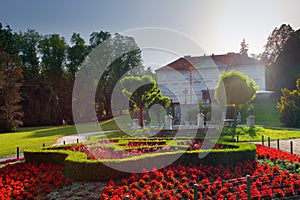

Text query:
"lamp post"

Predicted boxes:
[[183, 88, 188, 104]]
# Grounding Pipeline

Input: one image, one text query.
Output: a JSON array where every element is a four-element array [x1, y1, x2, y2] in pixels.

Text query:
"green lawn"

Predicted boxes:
[[1, 115, 299, 159], [221, 126, 300, 142], [0, 117, 130, 158], [0, 126, 77, 158], [252, 97, 283, 127]]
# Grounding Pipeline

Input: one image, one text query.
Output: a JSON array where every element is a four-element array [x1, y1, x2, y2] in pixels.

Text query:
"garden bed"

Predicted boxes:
[[24, 138, 256, 181], [3, 144, 300, 199]]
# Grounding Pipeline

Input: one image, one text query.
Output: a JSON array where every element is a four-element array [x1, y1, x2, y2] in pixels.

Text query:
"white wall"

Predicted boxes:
[[156, 62, 266, 104]]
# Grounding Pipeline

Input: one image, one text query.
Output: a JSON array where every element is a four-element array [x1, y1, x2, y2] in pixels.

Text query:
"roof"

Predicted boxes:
[[156, 53, 264, 71]]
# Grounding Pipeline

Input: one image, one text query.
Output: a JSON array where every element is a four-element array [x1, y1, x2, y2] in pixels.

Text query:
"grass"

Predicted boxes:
[[1, 112, 299, 159], [252, 97, 283, 127], [0, 126, 77, 158], [0, 117, 132, 158], [221, 126, 300, 142]]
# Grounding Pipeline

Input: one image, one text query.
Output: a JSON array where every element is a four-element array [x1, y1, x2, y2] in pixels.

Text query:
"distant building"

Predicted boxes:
[[156, 52, 267, 105]]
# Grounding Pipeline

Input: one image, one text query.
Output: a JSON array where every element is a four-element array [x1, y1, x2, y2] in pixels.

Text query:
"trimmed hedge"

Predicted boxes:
[[153, 128, 216, 137], [24, 142, 256, 181]]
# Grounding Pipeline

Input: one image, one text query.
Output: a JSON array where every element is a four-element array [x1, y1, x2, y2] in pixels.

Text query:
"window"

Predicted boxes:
[[193, 84, 201, 92], [193, 72, 200, 80], [183, 72, 189, 80]]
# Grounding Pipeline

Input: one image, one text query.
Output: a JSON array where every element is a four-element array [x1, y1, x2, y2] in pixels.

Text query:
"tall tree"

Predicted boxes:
[[94, 33, 143, 120], [67, 33, 88, 78], [15, 29, 40, 79], [38, 34, 67, 125], [63, 33, 89, 124], [89, 31, 111, 49], [39, 34, 67, 74], [14, 30, 44, 126], [0, 23, 23, 132], [240, 38, 249, 56], [268, 29, 300, 96], [262, 24, 294, 64], [215, 71, 258, 132]]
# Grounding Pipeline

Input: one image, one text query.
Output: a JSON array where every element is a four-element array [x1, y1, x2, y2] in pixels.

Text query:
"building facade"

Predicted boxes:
[[156, 53, 266, 105]]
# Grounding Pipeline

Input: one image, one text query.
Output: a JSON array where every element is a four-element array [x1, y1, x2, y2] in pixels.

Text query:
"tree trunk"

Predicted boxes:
[[233, 104, 238, 138], [139, 106, 144, 127]]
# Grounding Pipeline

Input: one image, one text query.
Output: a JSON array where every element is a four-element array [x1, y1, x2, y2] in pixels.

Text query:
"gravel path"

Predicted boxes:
[[250, 138, 300, 155], [52, 130, 117, 146]]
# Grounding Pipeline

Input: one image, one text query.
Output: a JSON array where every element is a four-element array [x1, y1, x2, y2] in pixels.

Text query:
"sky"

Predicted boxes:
[[1, 0, 300, 69]]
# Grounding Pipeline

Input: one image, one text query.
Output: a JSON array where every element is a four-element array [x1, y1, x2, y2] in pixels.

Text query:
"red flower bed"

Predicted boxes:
[[59, 144, 170, 159], [256, 144, 300, 163], [57, 139, 236, 160], [179, 139, 236, 150], [0, 162, 73, 199], [121, 141, 167, 147], [100, 160, 300, 199]]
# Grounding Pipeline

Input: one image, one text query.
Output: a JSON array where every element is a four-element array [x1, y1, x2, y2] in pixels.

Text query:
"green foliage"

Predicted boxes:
[[94, 33, 143, 120], [252, 97, 282, 126], [215, 70, 258, 106], [215, 70, 258, 129], [268, 28, 300, 96], [67, 33, 88, 78], [120, 75, 170, 126], [121, 75, 157, 109], [277, 78, 300, 127], [39, 34, 67, 75], [262, 24, 294, 64]]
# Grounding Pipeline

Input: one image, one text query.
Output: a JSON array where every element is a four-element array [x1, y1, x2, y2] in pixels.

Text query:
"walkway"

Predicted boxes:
[[53, 130, 117, 146]]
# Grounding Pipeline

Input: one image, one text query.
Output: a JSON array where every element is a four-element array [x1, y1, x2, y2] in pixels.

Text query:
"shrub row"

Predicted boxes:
[[24, 142, 256, 181]]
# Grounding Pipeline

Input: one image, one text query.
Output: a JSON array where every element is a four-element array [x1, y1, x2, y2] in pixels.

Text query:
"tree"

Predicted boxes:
[[39, 34, 67, 75], [0, 23, 23, 132], [148, 88, 171, 126], [277, 78, 300, 127], [15, 29, 40, 80], [14, 29, 45, 126], [268, 28, 300, 96], [215, 71, 258, 129], [261, 24, 294, 64], [120, 75, 164, 127], [38, 34, 68, 125], [67, 33, 88, 78], [89, 31, 111, 49], [240, 38, 249, 56], [94, 33, 143, 120]]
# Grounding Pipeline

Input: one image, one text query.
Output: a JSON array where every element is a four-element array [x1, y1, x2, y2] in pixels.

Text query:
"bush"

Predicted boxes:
[[24, 141, 256, 181], [277, 78, 300, 127]]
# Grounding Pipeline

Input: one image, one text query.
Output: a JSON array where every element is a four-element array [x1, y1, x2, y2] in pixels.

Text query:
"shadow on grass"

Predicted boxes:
[[24, 126, 77, 138]]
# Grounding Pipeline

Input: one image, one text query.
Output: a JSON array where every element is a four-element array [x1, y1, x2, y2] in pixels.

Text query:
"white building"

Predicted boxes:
[[156, 53, 266, 105]]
